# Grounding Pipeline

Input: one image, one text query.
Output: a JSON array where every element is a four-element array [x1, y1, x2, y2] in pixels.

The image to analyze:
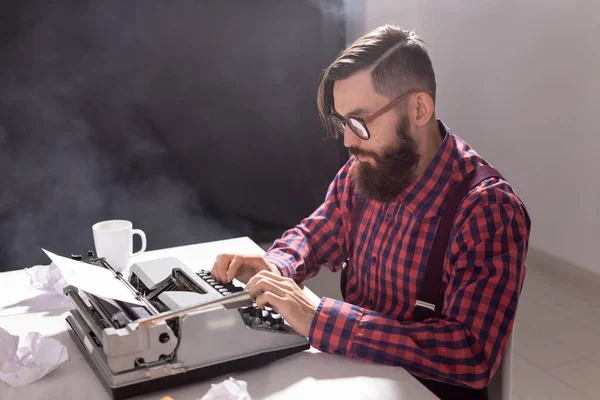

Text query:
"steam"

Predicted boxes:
[[0, 0, 347, 271]]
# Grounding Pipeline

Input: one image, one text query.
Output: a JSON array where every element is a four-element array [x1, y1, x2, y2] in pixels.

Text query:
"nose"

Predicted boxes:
[[343, 125, 361, 149]]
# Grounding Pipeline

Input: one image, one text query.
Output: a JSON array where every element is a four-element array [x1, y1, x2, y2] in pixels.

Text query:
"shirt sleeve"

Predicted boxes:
[[308, 200, 530, 389], [264, 161, 353, 282]]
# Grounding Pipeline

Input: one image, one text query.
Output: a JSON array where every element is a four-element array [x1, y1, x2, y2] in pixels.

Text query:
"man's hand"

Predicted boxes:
[[211, 253, 281, 284], [245, 271, 317, 337]]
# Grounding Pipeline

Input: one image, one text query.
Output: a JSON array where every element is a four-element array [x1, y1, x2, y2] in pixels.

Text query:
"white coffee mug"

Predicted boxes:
[[92, 220, 147, 272]]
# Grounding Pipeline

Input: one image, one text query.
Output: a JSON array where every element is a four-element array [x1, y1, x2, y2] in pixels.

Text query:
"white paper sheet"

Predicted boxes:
[[41, 249, 142, 305]]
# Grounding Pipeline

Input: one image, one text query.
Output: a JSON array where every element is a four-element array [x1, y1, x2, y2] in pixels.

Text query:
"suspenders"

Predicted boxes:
[[412, 165, 504, 322], [340, 165, 504, 400]]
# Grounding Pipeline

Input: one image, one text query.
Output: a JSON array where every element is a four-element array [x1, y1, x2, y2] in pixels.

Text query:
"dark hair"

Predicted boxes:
[[317, 25, 436, 138]]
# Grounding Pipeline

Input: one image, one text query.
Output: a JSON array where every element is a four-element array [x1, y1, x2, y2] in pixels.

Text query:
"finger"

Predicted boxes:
[[247, 271, 298, 296], [225, 255, 245, 283], [245, 271, 277, 293], [255, 291, 284, 311], [246, 275, 289, 299], [246, 269, 285, 289], [211, 253, 233, 282], [256, 269, 286, 281]]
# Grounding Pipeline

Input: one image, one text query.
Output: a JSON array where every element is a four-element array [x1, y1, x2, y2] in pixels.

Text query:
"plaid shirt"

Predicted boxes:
[[265, 120, 531, 389]]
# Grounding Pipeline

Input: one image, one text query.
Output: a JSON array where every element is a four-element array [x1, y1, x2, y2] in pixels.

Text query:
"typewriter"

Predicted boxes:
[[63, 252, 310, 400]]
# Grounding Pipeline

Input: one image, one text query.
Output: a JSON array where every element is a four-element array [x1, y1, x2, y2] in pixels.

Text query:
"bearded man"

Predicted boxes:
[[211, 24, 531, 400]]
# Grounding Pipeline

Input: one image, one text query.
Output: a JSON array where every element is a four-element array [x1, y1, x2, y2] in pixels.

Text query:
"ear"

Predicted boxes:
[[411, 92, 435, 127]]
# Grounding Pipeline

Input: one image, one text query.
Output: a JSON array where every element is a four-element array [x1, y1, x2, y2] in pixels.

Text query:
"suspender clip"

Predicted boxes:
[[415, 299, 436, 312]]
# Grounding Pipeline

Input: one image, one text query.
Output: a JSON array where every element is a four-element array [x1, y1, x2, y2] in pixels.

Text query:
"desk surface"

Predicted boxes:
[[0, 237, 438, 400]]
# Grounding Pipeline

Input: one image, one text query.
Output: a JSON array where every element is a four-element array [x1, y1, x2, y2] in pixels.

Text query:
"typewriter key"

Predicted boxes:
[[250, 307, 262, 318]]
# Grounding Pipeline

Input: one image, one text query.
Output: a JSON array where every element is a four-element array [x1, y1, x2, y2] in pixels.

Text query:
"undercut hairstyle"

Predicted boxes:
[[317, 25, 436, 138]]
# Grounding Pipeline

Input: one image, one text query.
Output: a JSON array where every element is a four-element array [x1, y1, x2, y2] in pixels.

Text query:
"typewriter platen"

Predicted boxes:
[[64, 252, 309, 400]]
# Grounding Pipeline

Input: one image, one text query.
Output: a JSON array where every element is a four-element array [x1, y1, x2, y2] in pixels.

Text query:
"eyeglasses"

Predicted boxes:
[[328, 88, 425, 140]]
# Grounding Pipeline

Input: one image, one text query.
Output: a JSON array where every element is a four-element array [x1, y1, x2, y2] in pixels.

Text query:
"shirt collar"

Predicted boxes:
[[396, 119, 458, 215]]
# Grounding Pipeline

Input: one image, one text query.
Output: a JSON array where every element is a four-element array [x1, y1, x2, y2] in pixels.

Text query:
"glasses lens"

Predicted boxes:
[[348, 118, 369, 139], [328, 115, 345, 137]]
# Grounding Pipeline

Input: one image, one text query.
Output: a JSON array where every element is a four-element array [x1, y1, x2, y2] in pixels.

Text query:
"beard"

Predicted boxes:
[[349, 117, 420, 202]]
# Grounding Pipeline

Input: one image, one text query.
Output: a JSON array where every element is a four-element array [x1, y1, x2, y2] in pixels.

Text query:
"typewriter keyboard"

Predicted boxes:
[[196, 269, 244, 296], [196, 269, 292, 332], [239, 305, 292, 332]]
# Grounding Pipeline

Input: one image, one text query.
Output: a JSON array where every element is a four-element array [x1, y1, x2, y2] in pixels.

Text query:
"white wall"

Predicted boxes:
[[344, 0, 600, 275]]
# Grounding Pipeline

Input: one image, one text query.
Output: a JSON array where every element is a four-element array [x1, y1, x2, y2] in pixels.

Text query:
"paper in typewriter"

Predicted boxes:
[[42, 249, 143, 305]]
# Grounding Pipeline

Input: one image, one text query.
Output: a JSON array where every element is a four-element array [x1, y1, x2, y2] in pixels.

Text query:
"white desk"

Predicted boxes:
[[0, 237, 437, 400]]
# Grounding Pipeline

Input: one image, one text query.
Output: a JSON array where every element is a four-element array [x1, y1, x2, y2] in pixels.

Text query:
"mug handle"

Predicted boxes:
[[132, 229, 147, 256]]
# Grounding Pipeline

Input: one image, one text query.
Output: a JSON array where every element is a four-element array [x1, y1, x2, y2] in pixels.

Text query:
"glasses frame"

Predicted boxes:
[[328, 88, 426, 140]]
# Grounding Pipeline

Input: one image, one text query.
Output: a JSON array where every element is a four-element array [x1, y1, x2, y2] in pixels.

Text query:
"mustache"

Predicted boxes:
[[349, 147, 379, 160]]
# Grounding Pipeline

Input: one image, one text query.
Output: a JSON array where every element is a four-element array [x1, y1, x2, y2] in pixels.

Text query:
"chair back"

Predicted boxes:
[[487, 329, 515, 400]]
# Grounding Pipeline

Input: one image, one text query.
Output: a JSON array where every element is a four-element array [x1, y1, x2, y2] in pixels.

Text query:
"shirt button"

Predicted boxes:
[[385, 213, 392, 219], [319, 345, 326, 352], [371, 256, 376, 263]]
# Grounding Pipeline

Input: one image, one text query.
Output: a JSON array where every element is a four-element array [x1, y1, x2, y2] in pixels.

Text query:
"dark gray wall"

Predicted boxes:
[[0, 0, 347, 271]]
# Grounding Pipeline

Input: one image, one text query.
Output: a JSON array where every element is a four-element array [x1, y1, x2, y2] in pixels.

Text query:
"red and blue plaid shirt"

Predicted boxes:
[[265, 120, 531, 389]]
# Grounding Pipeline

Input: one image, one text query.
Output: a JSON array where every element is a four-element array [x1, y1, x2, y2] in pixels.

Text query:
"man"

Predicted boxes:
[[211, 25, 530, 399]]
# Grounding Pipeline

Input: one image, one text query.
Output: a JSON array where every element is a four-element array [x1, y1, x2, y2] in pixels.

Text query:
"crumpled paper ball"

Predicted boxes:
[[24, 263, 68, 296], [0, 327, 68, 387], [199, 377, 252, 400]]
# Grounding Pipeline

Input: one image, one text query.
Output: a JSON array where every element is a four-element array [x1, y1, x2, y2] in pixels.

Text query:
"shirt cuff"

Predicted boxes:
[[264, 252, 296, 279], [308, 297, 364, 357]]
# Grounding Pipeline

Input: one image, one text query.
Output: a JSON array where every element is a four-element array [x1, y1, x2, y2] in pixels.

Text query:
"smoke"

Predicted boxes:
[[0, 0, 347, 271]]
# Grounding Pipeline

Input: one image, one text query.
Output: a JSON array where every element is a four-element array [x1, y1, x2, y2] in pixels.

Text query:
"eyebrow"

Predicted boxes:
[[335, 107, 369, 118]]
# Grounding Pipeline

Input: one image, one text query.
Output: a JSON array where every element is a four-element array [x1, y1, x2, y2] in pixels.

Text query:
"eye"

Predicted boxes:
[[348, 118, 369, 140]]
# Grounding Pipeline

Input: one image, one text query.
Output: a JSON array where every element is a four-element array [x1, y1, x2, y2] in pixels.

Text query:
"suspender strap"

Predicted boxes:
[[412, 165, 503, 322], [412, 166, 504, 400]]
